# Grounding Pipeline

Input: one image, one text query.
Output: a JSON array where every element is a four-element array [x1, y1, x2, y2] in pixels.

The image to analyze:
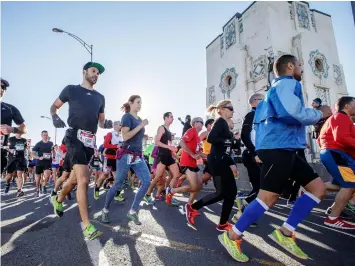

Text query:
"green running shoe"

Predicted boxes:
[[114, 191, 125, 202], [51, 196, 64, 217], [127, 212, 142, 225], [346, 203, 355, 213], [171, 197, 180, 206], [83, 224, 102, 240], [101, 210, 110, 223], [94, 190, 99, 200], [268, 229, 308, 260], [218, 232, 249, 262], [143, 195, 154, 205]]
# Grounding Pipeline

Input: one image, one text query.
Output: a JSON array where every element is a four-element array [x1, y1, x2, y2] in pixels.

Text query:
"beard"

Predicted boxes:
[[85, 73, 97, 85], [294, 74, 302, 81]]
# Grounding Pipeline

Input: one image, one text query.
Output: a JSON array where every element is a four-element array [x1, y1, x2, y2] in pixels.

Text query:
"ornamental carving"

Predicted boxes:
[[219, 68, 237, 99], [252, 56, 267, 80], [308, 50, 329, 79], [207, 86, 216, 106], [333, 65, 343, 86], [225, 21, 236, 49], [295, 2, 310, 29]]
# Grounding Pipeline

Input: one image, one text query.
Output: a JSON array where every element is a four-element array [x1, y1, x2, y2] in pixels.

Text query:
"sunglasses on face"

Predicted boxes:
[[223, 106, 234, 112]]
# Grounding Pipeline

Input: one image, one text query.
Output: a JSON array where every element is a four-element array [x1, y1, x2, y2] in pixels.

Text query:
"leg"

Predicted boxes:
[[146, 162, 166, 195], [16, 170, 24, 192], [131, 160, 151, 212], [73, 165, 91, 227], [57, 171, 77, 202], [329, 188, 355, 217]]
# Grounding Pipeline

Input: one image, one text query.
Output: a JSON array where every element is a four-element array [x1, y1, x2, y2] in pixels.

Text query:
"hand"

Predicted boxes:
[[192, 153, 201, 160], [255, 155, 262, 164], [104, 119, 113, 129], [39, 157, 43, 160], [52, 114, 66, 128], [116, 144, 121, 149], [200, 153, 207, 159], [141, 119, 149, 127], [318, 105, 332, 119], [0, 124, 13, 135], [169, 146, 178, 153]]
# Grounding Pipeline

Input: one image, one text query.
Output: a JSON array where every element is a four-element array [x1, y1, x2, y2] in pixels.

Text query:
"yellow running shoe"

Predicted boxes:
[[218, 232, 249, 262]]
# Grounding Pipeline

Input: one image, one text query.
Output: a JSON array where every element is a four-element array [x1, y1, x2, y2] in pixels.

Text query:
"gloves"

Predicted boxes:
[[52, 114, 66, 128], [104, 119, 113, 129]]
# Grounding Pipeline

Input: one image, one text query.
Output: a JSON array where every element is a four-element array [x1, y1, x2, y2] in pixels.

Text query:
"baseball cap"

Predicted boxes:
[[83, 62, 105, 74], [191, 117, 204, 125], [1, 78, 10, 88]]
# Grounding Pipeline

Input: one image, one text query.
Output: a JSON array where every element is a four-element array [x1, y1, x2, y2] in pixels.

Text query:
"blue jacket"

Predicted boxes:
[[253, 76, 322, 150]]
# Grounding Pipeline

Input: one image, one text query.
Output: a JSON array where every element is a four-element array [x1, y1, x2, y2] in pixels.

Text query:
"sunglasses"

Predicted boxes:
[[223, 106, 234, 112]]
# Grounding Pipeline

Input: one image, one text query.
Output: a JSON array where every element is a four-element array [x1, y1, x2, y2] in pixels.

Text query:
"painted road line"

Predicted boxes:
[[80, 222, 110, 266]]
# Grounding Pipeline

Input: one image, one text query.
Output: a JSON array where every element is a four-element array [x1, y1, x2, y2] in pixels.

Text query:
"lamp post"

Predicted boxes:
[[52, 28, 93, 61], [40, 116, 57, 145]]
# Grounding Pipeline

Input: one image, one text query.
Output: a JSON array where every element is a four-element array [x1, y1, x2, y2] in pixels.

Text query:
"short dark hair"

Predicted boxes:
[[313, 98, 322, 105], [205, 118, 214, 128], [273, 54, 297, 77], [185, 115, 191, 120], [336, 96, 355, 112], [41, 130, 48, 134], [163, 112, 172, 119]]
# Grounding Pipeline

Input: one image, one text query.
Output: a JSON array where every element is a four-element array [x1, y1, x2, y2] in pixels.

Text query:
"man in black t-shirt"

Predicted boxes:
[[4, 133, 27, 196], [49, 62, 113, 240], [1, 78, 27, 174], [31, 130, 53, 196]]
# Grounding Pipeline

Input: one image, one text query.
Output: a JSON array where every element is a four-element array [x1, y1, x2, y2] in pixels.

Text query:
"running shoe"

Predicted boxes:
[[346, 203, 355, 214], [114, 191, 125, 201], [36, 190, 40, 197], [185, 204, 198, 225], [94, 189, 99, 200], [101, 210, 110, 223], [176, 178, 184, 187], [127, 212, 142, 225], [166, 192, 173, 205], [218, 232, 249, 262], [217, 222, 233, 232], [42, 186, 47, 194], [155, 194, 164, 201], [51, 196, 64, 217], [236, 191, 248, 199], [324, 217, 355, 229], [51, 190, 57, 197], [4, 184, 10, 194], [83, 224, 102, 240], [16, 190, 24, 197], [268, 229, 308, 260], [325, 207, 353, 220], [287, 200, 296, 207], [171, 197, 180, 206], [143, 195, 154, 205]]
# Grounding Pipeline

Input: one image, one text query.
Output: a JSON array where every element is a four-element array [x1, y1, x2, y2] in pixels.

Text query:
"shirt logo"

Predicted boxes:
[[87, 92, 91, 96]]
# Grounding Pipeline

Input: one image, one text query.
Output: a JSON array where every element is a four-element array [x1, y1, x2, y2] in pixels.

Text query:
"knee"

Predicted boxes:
[[309, 183, 327, 200], [78, 177, 89, 187], [191, 183, 201, 193]]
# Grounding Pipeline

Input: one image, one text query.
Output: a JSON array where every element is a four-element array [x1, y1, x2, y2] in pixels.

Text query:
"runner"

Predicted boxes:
[[51, 145, 61, 184], [187, 101, 238, 231], [199, 118, 214, 184], [50, 61, 112, 240], [144, 112, 179, 205], [1, 78, 27, 177], [31, 130, 54, 196], [4, 133, 27, 196], [318, 96, 355, 229], [94, 121, 123, 200], [219, 54, 329, 262], [101, 95, 150, 225], [89, 148, 103, 185]]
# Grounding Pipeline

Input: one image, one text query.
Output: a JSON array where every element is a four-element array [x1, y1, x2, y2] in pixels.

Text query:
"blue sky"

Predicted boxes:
[[2, 1, 354, 145]]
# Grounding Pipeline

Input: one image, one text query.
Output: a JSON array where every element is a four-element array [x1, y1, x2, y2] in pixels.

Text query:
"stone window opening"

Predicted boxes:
[[315, 58, 324, 72], [225, 75, 233, 87]]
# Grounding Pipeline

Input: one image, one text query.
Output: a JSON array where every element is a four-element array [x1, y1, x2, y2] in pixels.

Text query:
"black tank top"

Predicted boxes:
[[158, 126, 172, 156]]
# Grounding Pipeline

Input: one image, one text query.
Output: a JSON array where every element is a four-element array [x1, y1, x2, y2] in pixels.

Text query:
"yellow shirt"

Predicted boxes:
[[202, 140, 211, 155]]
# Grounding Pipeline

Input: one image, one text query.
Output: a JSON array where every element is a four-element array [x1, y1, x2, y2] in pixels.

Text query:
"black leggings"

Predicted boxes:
[[192, 154, 237, 225], [242, 150, 261, 204]]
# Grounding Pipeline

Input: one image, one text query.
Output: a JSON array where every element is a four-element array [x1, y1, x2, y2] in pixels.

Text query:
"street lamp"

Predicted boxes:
[[40, 116, 57, 145], [52, 28, 93, 62]]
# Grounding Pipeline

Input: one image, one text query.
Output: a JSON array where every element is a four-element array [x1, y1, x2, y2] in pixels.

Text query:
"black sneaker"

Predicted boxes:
[[4, 184, 10, 194], [42, 186, 47, 194], [36, 190, 40, 197], [51, 190, 57, 196], [17, 190, 24, 197]]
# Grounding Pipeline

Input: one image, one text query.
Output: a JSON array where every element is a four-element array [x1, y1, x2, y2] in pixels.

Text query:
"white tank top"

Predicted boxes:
[[52, 151, 61, 164]]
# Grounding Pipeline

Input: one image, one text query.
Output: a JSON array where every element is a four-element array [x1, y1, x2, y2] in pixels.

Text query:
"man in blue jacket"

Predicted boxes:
[[219, 54, 329, 262]]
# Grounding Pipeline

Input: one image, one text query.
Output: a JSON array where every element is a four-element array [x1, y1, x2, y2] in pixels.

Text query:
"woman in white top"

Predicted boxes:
[[51, 145, 61, 183]]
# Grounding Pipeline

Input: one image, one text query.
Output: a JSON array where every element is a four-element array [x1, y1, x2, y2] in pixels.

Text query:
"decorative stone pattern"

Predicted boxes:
[[239, 22, 243, 33], [252, 56, 267, 80], [207, 86, 216, 106], [295, 2, 310, 29], [308, 50, 329, 79], [315, 87, 330, 106], [225, 21, 236, 49], [219, 67, 237, 99], [310, 12, 316, 31], [333, 64, 343, 86], [289, 4, 295, 20], [220, 36, 224, 57]]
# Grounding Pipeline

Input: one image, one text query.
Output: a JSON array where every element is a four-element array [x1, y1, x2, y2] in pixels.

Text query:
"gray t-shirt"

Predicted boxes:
[[121, 113, 145, 152]]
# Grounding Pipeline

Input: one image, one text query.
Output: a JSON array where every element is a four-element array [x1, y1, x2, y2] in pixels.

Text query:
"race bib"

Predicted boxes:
[[0, 135, 5, 146], [77, 129, 96, 148], [43, 153, 51, 160], [94, 161, 99, 166], [15, 143, 25, 151], [127, 154, 142, 165]]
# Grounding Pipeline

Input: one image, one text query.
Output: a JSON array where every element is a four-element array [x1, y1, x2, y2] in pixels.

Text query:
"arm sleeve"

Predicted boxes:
[[331, 116, 355, 149], [103, 133, 117, 149], [276, 81, 322, 125], [11, 106, 25, 125], [59, 85, 71, 103], [121, 114, 132, 129], [207, 119, 227, 145], [99, 96, 105, 114], [241, 112, 256, 156], [32, 143, 39, 152]]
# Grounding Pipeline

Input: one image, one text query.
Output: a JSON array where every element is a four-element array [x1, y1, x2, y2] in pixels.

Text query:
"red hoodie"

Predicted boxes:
[[318, 111, 355, 159], [104, 132, 121, 160]]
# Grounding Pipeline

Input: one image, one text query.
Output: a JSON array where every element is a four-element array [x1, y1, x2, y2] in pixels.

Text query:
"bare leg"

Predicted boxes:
[[16, 171, 24, 191]]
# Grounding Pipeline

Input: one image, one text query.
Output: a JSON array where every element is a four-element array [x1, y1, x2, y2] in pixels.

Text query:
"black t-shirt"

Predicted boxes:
[[241, 108, 256, 157], [158, 126, 172, 156], [32, 141, 53, 162], [8, 136, 27, 158], [59, 85, 105, 133], [1, 102, 25, 146], [208, 118, 232, 156]]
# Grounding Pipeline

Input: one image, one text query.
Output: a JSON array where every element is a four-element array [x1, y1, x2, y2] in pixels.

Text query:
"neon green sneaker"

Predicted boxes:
[[143, 195, 154, 205], [218, 232, 249, 262], [346, 203, 355, 213], [94, 190, 99, 200], [114, 191, 125, 201], [83, 224, 102, 240], [268, 229, 308, 259], [51, 196, 64, 217], [127, 212, 142, 225]]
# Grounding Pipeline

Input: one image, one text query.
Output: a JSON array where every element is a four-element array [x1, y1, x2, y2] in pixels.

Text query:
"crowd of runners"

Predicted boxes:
[[1, 54, 355, 262]]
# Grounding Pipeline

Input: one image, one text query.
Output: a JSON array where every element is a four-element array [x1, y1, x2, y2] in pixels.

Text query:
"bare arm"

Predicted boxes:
[[50, 98, 64, 116], [31, 151, 41, 160], [155, 126, 171, 149], [179, 139, 194, 156], [199, 131, 208, 142], [98, 113, 105, 129], [121, 125, 144, 141]]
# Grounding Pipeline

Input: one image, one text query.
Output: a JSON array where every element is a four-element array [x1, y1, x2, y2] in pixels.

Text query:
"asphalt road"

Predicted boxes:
[[1, 179, 355, 266]]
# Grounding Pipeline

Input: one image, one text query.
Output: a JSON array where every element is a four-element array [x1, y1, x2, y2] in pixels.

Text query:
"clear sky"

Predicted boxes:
[[2, 1, 354, 145]]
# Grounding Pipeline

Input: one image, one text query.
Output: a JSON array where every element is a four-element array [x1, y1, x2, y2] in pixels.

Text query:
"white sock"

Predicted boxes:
[[129, 209, 136, 215], [328, 216, 337, 220], [102, 208, 109, 213]]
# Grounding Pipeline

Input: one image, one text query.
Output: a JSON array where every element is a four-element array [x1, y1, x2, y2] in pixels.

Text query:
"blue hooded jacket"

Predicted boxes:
[[253, 76, 322, 150]]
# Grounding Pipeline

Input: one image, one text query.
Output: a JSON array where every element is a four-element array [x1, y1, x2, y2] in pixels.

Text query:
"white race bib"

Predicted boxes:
[[77, 129, 96, 148], [0, 135, 5, 146], [43, 153, 51, 160], [15, 143, 25, 151], [94, 161, 99, 166], [127, 154, 142, 165]]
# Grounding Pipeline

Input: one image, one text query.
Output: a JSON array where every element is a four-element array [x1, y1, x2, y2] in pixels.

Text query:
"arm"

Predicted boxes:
[[332, 116, 355, 149], [207, 120, 227, 145], [31, 145, 41, 160], [179, 138, 194, 157], [50, 98, 64, 116], [199, 131, 208, 142], [240, 112, 256, 156], [3, 105, 27, 134], [103, 133, 118, 149], [98, 113, 106, 129], [155, 126, 172, 150], [121, 125, 144, 141]]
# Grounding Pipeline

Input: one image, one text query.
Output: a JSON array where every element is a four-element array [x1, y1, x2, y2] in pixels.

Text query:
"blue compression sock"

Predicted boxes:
[[283, 192, 320, 232], [233, 198, 269, 235]]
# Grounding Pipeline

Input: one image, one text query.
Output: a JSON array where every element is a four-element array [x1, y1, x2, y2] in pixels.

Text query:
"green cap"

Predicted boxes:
[[83, 62, 105, 74]]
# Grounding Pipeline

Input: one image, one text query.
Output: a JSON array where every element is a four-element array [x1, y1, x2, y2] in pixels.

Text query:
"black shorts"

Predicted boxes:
[[1, 150, 8, 174], [6, 157, 27, 173], [180, 166, 200, 174], [157, 154, 176, 167], [65, 129, 94, 166], [35, 161, 52, 175], [62, 155, 72, 172], [103, 158, 116, 173], [203, 160, 212, 175], [258, 149, 319, 194]]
